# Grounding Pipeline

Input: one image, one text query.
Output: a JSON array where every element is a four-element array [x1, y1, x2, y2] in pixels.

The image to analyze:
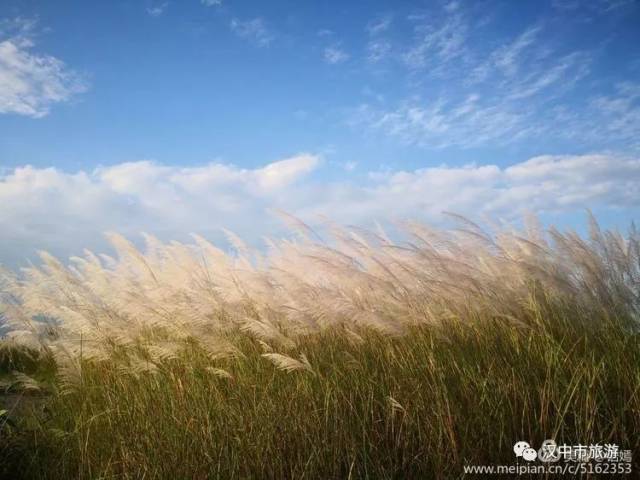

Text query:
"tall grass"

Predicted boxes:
[[0, 213, 639, 478]]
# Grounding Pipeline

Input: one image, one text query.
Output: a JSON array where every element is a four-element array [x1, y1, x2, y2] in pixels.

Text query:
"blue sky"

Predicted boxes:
[[1, 0, 639, 265]]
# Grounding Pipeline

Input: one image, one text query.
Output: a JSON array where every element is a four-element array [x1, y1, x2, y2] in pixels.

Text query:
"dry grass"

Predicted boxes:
[[0, 212, 639, 478]]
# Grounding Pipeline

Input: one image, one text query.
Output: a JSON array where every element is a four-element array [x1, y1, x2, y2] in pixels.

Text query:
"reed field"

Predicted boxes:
[[0, 213, 639, 479]]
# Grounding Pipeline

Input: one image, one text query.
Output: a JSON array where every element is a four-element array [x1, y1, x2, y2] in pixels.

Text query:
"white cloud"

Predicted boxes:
[[299, 154, 640, 222], [343, 161, 357, 171], [0, 154, 319, 265], [147, 2, 169, 17], [254, 154, 319, 189], [402, 8, 468, 71], [586, 82, 640, 148], [491, 26, 541, 77], [505, 51, 592, 100], [444, 1, 461, 12], [352, 8, 607, 150], [317, 29, 334, 37], [552, 0, 635, 12], [366, 40, 391, 63], [0, 153, 638, 266], [352, 95, 536, 149], [324, 46, 349, 64], [345, 1, 630, 150], [201, 0, 222, 6], [366, 15, 392, 36], [0, 18, 87, 118], [471, 23, 591, 98], [230, 18, 274, 47]]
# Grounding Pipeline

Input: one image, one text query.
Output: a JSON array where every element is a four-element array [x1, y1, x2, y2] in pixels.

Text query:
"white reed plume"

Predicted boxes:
[[0, 213, 637, 370]]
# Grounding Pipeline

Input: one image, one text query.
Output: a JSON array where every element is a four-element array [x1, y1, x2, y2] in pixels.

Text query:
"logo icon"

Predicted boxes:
[[513, 441, 530, 457], [522, 447, 538, 461], [514, 441, 538, 462]]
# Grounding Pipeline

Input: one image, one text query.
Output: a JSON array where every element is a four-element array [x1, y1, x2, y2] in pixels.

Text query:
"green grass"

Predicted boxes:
[[2, 291, 639, 479]]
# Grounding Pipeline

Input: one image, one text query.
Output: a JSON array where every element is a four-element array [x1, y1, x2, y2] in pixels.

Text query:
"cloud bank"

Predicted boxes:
[[1, 153, 638, 266]]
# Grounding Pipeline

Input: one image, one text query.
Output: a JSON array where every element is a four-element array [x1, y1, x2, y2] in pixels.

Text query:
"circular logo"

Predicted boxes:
[[522, 448, 538, 462]]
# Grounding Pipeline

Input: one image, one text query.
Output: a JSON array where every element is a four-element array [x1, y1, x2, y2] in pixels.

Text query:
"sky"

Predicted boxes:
[[0, 0, 639, 266]]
